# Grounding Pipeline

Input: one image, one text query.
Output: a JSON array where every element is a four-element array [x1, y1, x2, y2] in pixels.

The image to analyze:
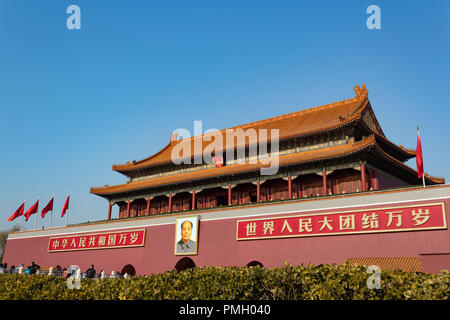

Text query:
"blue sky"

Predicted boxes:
[[0, 0, 449, 231]]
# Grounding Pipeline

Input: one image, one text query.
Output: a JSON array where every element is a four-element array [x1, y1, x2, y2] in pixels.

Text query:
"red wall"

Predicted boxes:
[[3, 197, 450, 275], [420, 254, 450, 273], [374, 169, 408, 189]]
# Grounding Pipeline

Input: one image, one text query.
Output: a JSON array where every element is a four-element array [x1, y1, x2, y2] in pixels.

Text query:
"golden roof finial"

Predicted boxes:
[[354, 84, 368, 97], [170, 131, 178, 144]]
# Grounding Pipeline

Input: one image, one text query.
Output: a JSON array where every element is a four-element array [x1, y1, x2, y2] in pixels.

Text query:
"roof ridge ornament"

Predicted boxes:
[[339, 85, 369, 122], [354, 84, 368, 98], [170, 131, 178, 144]]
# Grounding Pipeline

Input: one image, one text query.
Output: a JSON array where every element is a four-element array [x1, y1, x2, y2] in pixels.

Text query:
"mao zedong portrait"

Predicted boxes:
[[176, 220, 197, 254]]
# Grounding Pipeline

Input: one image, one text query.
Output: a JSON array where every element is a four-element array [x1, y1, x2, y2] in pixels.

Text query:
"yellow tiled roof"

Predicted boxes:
[[346, 257, 422, 272], [91, 135, 376, 196], [113, 85, 371, 172]]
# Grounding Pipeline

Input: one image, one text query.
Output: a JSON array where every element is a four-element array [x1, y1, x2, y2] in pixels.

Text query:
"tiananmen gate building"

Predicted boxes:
[[3, 85, 450, 275]]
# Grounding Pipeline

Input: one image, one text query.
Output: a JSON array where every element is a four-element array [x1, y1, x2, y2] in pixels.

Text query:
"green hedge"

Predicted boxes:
[[0, 263, 448, 300]]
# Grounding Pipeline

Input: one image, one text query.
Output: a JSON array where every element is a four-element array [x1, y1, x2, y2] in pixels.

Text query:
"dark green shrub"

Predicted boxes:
[[0, 263, 448, 300]]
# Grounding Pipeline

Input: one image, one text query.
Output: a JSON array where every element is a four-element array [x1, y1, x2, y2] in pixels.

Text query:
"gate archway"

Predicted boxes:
[[246, 260, 264, 267], [121, 264, 136, 277], [174, 257, 196, 271]]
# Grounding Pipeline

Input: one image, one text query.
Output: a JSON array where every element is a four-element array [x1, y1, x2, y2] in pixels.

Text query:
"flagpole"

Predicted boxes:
[[418, 126, 425, 188], [34, 197, 40, 230], [49, 194, 54, 228], [20, 199, 25, 231], [65, 191, 71, 227]]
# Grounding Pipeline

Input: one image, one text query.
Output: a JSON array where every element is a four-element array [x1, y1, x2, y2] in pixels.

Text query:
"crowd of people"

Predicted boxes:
[[0, 261, 128, 279]]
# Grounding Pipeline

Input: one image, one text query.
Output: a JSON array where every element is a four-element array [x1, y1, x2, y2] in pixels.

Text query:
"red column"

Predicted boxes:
[[126, 200, 131, 218], [192, 191, 196, 210], [373, 171, 379, 190], [107, 202, 112, 220], [322, 170, 327, 196], [257, 181, 261, 202], [361, 164, 367, 191], [228, 185, 232, 206], [146, 197, 151, 215], [168, 194, 173, 212], [288, 176, 292, 199]]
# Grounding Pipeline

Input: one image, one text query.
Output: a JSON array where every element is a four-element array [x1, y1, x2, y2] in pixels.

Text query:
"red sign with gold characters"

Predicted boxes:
[[236, 203, 447, 240], [48, 229, 146, 252]]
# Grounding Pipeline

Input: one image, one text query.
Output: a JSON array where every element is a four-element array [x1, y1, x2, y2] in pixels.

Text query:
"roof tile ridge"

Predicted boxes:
[[229, 96, 362, 130], [113, 85, 369, 170], [94, 138, 376, 192], [358, 134, 376, 146], [275, 84, 368, 126], [175, 95, 363, 144], [113, 141, 173, 170], [372, 143, 442, 184], [424, 173, 445, 183], [338, 96, 369, 122], [371, 131, 416, 155], [398, 145, 416, 154]]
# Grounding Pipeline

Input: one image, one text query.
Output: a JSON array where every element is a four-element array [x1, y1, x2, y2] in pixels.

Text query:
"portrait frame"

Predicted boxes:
[[174, 215, 199, 256]]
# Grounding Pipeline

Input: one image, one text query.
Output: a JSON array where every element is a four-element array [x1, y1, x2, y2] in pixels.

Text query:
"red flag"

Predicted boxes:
[[41, 197, 54, 218], [416, 128, 424, 179], [61, 195, 70, 217], [8, 202, 25, 222], [24, 200, 39, 222]]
